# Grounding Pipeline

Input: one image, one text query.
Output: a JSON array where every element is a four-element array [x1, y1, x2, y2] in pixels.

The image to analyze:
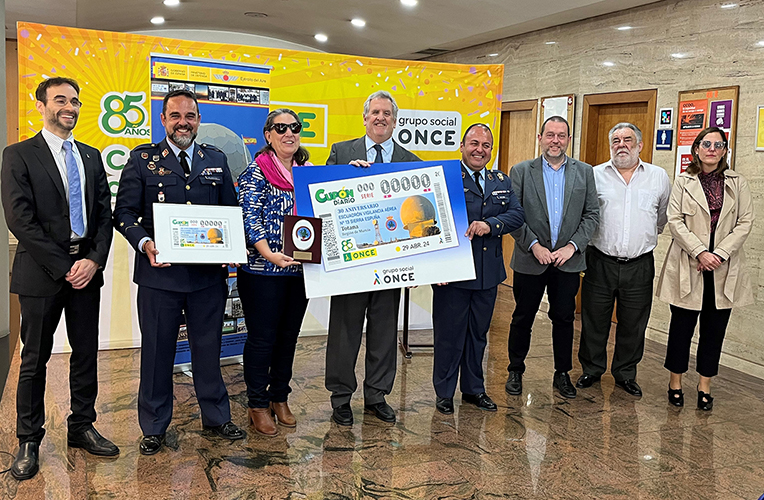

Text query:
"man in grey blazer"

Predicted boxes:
[[505, 116, 599, 399], [324, 91, 420, 426]]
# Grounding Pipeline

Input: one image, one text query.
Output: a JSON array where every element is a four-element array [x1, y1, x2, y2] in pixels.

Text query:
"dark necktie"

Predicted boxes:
[[474, 171, 483, 197], [373, 144, 384, 164], [179, 150, 191, 177]]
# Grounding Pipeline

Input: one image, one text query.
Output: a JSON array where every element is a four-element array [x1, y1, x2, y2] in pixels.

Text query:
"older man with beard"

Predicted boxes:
[[576, 123, 670, 396], [114, 89, 245, 455]]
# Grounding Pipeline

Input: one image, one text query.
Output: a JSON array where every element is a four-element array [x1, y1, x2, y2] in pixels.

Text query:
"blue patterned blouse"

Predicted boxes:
[[238, 160, 302, 276]]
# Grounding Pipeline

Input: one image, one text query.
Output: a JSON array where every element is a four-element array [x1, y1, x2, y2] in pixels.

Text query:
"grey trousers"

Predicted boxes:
[[578, 247, 654, 381], [325, 288, 401, 407]]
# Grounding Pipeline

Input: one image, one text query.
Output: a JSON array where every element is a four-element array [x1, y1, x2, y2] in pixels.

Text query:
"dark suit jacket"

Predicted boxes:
[[509, 156, 599, 275], [112, 138, 237, 292], [325, 137, 420, 165], [455, 165, 524, 290], [1, 132, 113, 296]]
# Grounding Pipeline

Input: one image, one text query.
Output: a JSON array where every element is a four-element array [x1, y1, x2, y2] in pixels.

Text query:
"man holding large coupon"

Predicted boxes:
[[432, 124, 524, 415], [324, 91, 420, 426], [113, 89, 245, 455]]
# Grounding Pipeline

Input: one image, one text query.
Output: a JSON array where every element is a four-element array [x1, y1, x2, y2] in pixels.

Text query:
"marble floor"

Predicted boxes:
[[1, 286, 763, 499]]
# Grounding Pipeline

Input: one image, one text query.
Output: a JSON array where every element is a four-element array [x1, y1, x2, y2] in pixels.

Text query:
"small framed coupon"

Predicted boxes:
[[153, 203, 248, 264]]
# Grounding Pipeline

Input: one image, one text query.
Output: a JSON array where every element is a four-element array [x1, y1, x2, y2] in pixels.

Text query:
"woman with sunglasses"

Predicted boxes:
[[657, 127, 754, 410], [237, 109, 311, 436]]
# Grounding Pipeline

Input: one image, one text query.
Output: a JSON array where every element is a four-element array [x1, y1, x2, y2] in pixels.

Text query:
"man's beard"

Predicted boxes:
[[612, 149, 639, 169], [170, 129, 196, 148]]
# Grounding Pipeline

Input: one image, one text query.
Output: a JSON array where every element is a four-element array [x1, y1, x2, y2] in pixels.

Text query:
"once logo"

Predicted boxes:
[[99, 92, 151, 137]]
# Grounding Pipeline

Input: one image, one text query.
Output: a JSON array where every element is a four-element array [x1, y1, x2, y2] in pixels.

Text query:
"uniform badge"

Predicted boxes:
[[198, 149, 204, 159], [497, 172, 504, 181], [161, 149, 169, 158], [147, 162, 156, 171], [461, 171, 465, 179], [153, 155, 160, 162], [158, 167, 167, 176], [158, 192, 165, 203], [487, 172, 494, 181], [141, 152, 149, 160]]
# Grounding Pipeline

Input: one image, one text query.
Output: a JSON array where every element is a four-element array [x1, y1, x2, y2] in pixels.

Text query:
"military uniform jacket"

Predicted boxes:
[[455, 164, 525, 290], [113, 138, 237, 292]]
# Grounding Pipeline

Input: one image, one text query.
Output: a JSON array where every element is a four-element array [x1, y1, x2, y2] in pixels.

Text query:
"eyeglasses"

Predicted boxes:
[[700, 140, 726, 150], [51, 97, 83, 108], [270, 122, 302, 134]]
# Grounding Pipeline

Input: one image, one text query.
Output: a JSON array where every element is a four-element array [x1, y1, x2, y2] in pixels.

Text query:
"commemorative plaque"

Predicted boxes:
[[283, 215, 322, 263]]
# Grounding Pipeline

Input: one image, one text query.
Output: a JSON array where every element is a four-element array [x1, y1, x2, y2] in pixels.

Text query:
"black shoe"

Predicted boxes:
[[204, 421, 246, 440], [505, 371, 522, 395], [697, 388, 714, 411], [462, 392, 497, 411], [435, 397, 454, 415], [67, 427, 120, 457], [575, 373, 601, 389], [553, 371, 577, 399], [615, 379, 643, 397], [668, 386, 684, 407], [139, 434, 165, 456], [332, 403, 353, 426], [10, 442, 39, 481], [364, 401, 396, 423]]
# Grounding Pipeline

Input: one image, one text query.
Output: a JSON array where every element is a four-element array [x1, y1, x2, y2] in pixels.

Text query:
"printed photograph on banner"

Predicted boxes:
[[309, 165, 458, 272]]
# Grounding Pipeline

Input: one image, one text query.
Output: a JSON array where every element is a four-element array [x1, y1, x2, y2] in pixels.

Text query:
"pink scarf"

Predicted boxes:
[[256, 151, 295, 191]]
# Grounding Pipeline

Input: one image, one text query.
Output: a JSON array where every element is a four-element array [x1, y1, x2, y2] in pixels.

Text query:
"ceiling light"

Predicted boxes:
[[617, 26, 633, 31], [671, 52, 686, 58], [545, 41, 557, 45], [488, 53, 499, 57], [163, 0, 180, 6], [602, 61, 615, 67], [244, 11, 268, 18], [720, 3, 738, 8], [401, 0, 418, 6], [757, 40, 764, 47], [150, 16, 165, 24], [351, 18, 366, 27], [314, 33, 328, 42]]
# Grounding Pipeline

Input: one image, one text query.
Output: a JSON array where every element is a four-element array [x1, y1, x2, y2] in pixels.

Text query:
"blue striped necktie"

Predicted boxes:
[[62, 141, 85, 237]]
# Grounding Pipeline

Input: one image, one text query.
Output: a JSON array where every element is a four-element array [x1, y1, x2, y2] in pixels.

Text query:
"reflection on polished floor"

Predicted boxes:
[[1, 285, 763, 499]]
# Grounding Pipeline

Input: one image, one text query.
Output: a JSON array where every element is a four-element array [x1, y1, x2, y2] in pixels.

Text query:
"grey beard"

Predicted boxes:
[[171, 130, 196, 149]]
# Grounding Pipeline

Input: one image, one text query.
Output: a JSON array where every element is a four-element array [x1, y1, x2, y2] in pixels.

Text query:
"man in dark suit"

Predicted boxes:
[[1, 77, 117, 481], [432, 124, 524, 415], [324, 91, 420, 426], [505, 116, 599, 399], [113, 89, 245, 455]]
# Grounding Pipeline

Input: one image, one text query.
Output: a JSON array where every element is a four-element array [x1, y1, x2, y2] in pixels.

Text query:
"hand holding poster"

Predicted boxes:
[[293, 160, 475, 298]]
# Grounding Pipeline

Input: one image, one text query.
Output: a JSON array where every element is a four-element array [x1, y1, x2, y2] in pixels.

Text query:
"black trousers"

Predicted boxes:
[[664, 271, 732, 377], [325, 288, 400, 408], [432, 285, 497, 398], [508, 267, 580, 374], [578, 248, 654, 381], [237, 271, 309, 408], [17, 282, 101, 444], [137, 281, 230, 436]]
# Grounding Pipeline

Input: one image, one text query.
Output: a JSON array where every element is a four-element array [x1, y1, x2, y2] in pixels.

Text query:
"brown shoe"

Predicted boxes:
[[271, 402, 297, 427], [248, 407, 278, 436]]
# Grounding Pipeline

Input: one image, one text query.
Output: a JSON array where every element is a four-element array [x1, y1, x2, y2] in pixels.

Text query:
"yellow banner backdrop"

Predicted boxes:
[[17, 22, 503, 351]]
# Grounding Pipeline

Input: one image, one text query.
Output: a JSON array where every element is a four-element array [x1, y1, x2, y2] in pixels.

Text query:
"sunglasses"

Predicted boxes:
[[699, 140, 726, 150], [270, 122, 302, 134]]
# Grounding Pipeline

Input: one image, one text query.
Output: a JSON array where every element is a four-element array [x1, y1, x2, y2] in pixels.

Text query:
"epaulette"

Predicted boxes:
[[200, 143, 223, 153], [133, 143, 158, 150]]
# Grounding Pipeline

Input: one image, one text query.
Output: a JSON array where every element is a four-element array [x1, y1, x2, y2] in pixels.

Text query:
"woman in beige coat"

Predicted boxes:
[[657, 127, 754, 411]]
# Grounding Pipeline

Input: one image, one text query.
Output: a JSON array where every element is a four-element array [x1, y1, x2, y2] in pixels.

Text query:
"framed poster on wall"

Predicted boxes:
[[675, 86, 739, 176], [538, 94, 575, 156]]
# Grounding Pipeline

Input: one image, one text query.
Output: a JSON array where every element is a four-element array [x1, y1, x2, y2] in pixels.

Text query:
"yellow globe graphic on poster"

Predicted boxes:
[[400, 195, 440, 238], [207, 228, 223, 244]]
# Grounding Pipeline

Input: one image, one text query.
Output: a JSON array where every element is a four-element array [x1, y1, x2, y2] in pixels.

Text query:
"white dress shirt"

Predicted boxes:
[[590, 160, 671, 259], [364, 135, 394, 163], [41, 127, 88, 238]]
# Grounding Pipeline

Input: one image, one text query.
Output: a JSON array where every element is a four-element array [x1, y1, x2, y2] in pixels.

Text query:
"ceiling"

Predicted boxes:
[[5, 0, 660, 59]]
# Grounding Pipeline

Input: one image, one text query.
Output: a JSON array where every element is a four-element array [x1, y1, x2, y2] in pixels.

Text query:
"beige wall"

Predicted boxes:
[[431, 0, 764, 378]]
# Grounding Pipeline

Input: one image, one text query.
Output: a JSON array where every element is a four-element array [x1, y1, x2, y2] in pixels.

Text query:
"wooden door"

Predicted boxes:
[[577, 89, 658, 315], [498, 99, 538, 286]]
